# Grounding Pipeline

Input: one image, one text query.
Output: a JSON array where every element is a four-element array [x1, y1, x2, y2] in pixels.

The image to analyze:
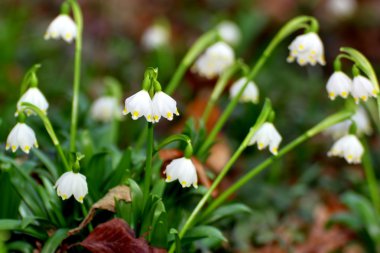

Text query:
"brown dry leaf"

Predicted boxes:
[[68, 185, 131, 236], [206, 136, 232, 173], [79, 218, 166, 253]]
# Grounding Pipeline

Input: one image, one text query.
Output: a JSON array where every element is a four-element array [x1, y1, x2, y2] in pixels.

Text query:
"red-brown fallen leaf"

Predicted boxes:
[[79, 218, 166, 253]]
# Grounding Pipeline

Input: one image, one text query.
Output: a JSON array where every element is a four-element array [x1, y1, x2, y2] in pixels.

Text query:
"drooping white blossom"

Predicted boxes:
[[44, 14, 77, 43], [326, 71, 351, 100], [141, 24, 169, 50], [90, 96, 121, 123], [123, 90, 153, 122], [151, 91, 179, 122], [327, 134, 364, 164], [351, 75, 377, 104], [287, 32, 325, 66], [327, 0, 357, 18], [164, 157, 198, 188], [229, 77, 259, 103], [6, 123, 38, 154], [16, 87, 49, 116], [249, 122, 282, 155], [55, 171, 88, 203], [217, 21, 241, 46], [192, 42, 235, 79]]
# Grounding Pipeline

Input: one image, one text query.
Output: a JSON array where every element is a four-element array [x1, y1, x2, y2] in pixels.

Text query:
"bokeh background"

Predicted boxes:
[[1, 0, 380, 252]]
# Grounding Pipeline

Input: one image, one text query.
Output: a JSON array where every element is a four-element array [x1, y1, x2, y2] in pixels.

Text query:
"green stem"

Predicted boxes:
[[165, 30, 219, 95], [197, 16, 316, 157], [201, 60, 245, 123], [21, 102, 70, 171], [362, 139, 380, 214], [155, 134, 191, 152], [168, 99, 272, 253], [200, 110, 353, 220], [143, 123, 154, 203], [69, 0, 83, 152]]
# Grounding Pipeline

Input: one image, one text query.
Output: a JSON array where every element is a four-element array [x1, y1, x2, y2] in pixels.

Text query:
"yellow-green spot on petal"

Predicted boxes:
[[11, 145, 17, 152], [341, 91, 347, 97], [123, 108, 128, 114], [154, 115, 159, 121], [167, 112, 173, 119], [65, 33, 72, 39], [78, 196, 84, 203], [147, 115, 152, 121], [258, 143, 264, 150], [361, 96, 367, 101], [181, 181, 187, 187], [298, 44, 304, 50], [62, 194, 68, 200], [5, 143, 10, 149], [24, 146, 30, 152], [132, 111, 139, 117], [167, 175, 171, 180], [310, 50, 316, 55], [272, 148, 278, 154], [347, 154, 353, 161], [329, 92, 335, 99]]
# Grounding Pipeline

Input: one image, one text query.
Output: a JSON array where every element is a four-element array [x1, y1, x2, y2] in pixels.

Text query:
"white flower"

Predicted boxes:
[[44, 14, 77, 43], [217, 21, 241, 46], [152, 91, 179, 122], [90, 96, 121, 123], [141, 24, 169, 50], [164, 157, 198, 188], [123, 90, 153, 122], [327, 0, 357, 18], [351, 75, 377, 104], [229, 77, 259, 103], [55, 171, 88, 203], [6, 123, 38, 154], [324, 121, 350, 139], [326, 71, 351, 100], [16, 87, 49, 116], [287, 32, 325, 66], [248, 122, 282, 155], [327, 134, 364, 164], [192, 42, 235, 79]]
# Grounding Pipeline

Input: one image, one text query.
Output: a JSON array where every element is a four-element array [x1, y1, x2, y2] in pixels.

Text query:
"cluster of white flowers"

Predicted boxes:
[[192, 42, 235, 79], [44, 14, 77, 43], [249, 122, 282, 155], [229, 77, 259, 103], [165, 157, 198, 188], [287, 32, 325, 66], [123, 90, 179, 123], [326, 71, 377, 103]]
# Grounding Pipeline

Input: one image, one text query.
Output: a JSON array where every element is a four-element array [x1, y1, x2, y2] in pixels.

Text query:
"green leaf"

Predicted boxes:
[[0, 171, 20, 219], [169, 228, 181, 253], [103, 148, 132, 190], [32, 149, 59, 180], [0, 219, 47, 240], [41, 228, 69, 253], [182, 225, 227, 245], [127, 179, 143, 231], [328, 212, 362, 230], [115, 200, 133, 227], [6, 241, 34, 253], [85, 152, 112, 199], [202, 203, 252, 224], [150, 212, 168, 248]]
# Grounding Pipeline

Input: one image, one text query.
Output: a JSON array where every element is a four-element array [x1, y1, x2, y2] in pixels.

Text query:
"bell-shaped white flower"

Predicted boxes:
[[123, 90, 153, 122], [287, 32, 325, 66], [164, 157, 198, 188], [44, 14, 77, 43], [152, 91, 179, 122], [327, 0, 357, 18], [351, 75, 377, 104], [16, 87, 49, 116], [217, 21, 241, 46], [55, 171, 88, 203], [229, 77, 259, 103], [192, 42, 235, 79], [6, 123, 38, 154], [248, 122, 282, 155], [327, 134, 364, 164], [141, 24, 169, 50], [326, 71, 352, 100], [90, 96, 121, 123]]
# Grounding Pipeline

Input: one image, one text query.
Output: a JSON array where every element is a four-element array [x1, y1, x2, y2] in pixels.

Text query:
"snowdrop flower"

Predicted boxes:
[[327, 0, 357, 18], [6, 123, 38, 154], [326, 71, 351, 100], [123, 90, 153, 122], [16, 87, 49, 116], [351, 75, 378, 104], [217, 21, 241, 46], [324, 121, 350, 139], [192, 42, 235, 79], [90, 96, 121, 123], [44, 14, 77, 43], [249, 122, 282, 155], [287, 32, 325, 66], [55, 171, 88, 203], [164, 157, 198, 188], [229, 77, 259, 103], [152, 91, 179, 122], [327, 134, 364, 164], [141, 24, 169, 50]]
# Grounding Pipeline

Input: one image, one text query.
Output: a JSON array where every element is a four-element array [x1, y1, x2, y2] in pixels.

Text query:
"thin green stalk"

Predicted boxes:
[[168, 99, 272, 253], [362, 139, 380, 214], [200, 110, 353, 219], [197, 16, 316, 157], [21, 102, 70, 171], [165, 30, 219, 95], [143, 123, 154, 203], [69, 0, 83, 152], [201, 60, 245, 123]]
